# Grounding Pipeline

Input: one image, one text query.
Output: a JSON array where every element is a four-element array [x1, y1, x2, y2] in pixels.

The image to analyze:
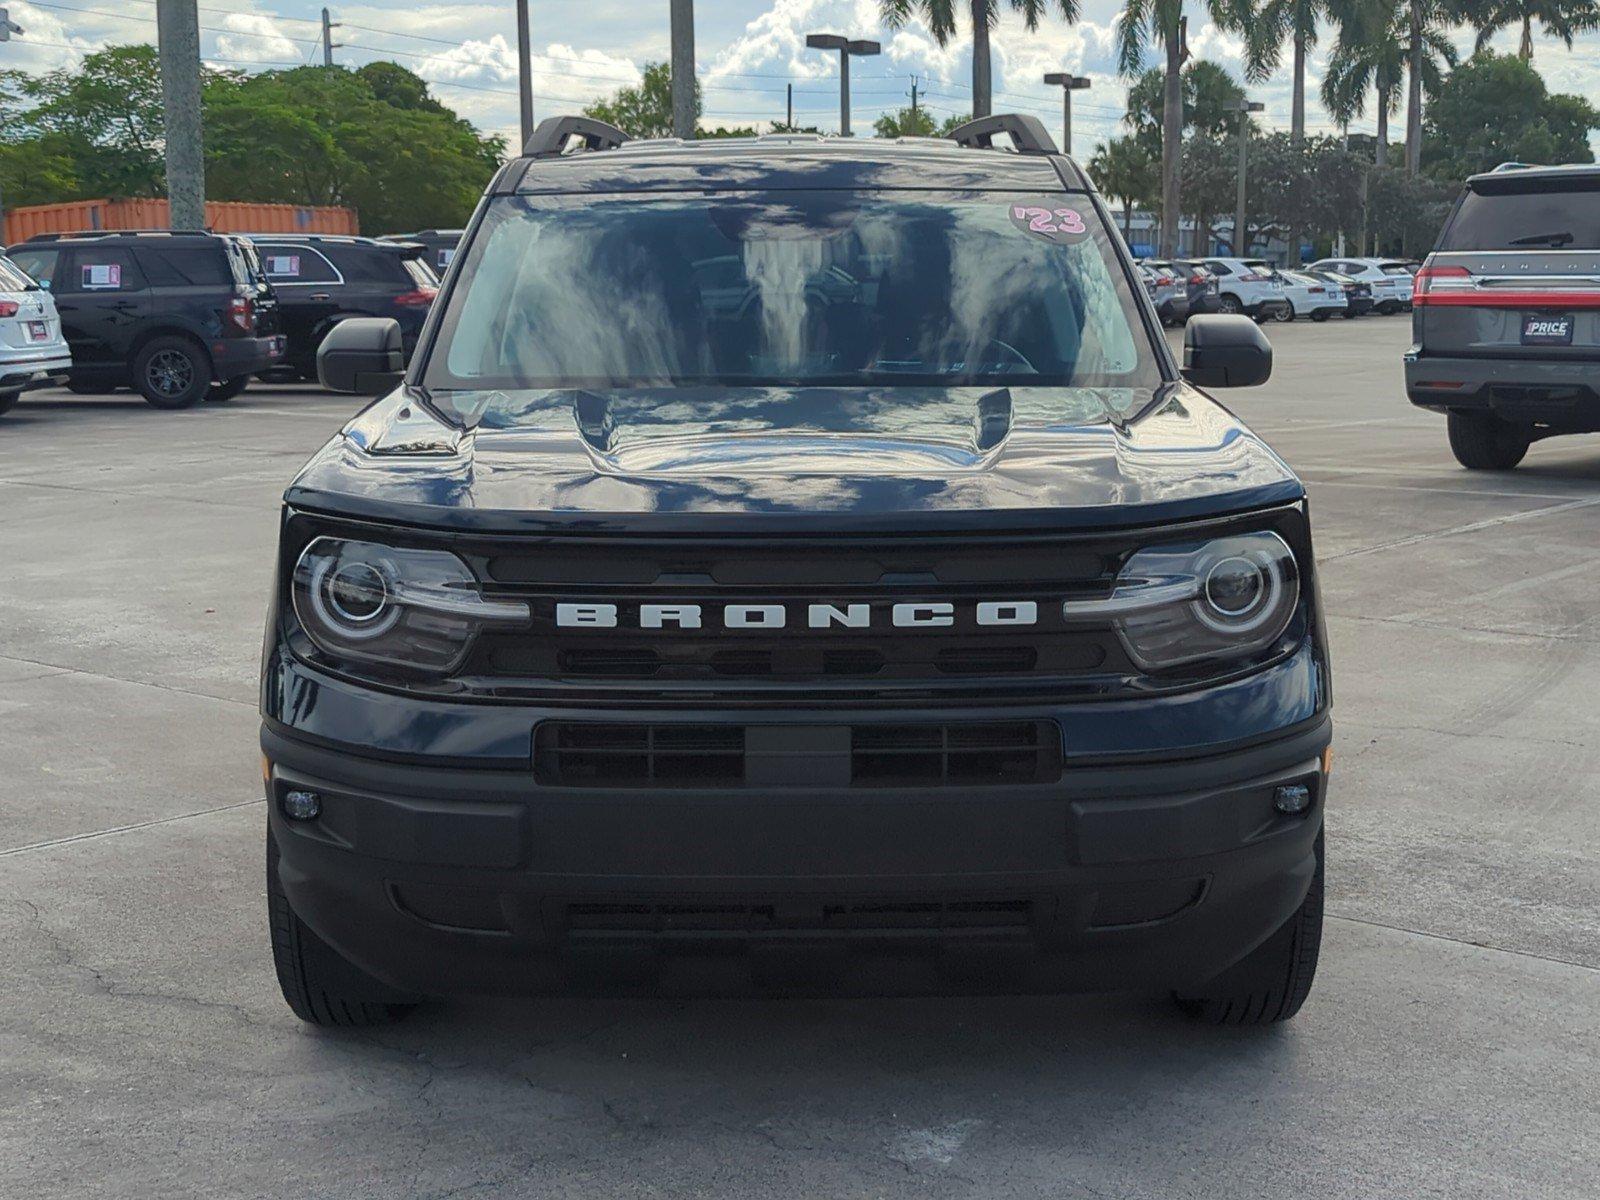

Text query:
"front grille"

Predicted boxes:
[[534, 720, 1061, 789]]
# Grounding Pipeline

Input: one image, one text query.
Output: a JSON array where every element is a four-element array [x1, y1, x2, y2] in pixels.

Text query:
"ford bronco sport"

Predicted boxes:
[[261, 115, 1332, 1028]]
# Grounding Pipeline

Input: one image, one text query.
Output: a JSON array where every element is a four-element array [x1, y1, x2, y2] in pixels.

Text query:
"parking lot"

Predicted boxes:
[[2, 315, 1597, 1198]]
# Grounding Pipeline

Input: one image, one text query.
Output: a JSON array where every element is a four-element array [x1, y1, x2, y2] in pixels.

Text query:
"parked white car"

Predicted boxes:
[[1276, 270, 1349, 322], [1200, 257, 1287, 319], [0, 252, 72, 418], [1305, 257, 1414, 313]]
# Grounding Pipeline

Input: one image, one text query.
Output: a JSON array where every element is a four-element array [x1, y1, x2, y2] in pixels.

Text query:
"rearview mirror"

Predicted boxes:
[[1181, 315, 1273, 388], [318, 317, 405, 395]]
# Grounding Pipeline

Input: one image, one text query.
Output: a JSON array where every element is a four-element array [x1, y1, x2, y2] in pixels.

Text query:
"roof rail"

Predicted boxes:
[[945, 114, 1058, 156], [523, 115, 630, 158], [25, 228, 214, 241], [1490, 161, 1537, 172]]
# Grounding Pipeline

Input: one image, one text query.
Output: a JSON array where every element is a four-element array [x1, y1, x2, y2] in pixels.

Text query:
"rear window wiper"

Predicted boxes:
[[1507, 231, 1575, 247]]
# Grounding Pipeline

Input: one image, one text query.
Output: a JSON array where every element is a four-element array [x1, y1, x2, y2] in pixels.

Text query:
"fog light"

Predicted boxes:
[[1274, 783, 1313, 815], [282, 789, 322, 820]]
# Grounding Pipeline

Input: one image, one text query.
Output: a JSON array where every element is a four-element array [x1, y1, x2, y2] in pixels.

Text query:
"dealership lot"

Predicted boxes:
[[2, 317, 1597, 1198]]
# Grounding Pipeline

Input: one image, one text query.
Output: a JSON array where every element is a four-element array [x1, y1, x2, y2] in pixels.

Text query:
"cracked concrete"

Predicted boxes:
[[2, 320, 1599, 1198]]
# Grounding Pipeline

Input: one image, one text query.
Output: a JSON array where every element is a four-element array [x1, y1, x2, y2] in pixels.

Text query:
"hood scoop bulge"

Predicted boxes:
[[568, 386, 1015, 477]]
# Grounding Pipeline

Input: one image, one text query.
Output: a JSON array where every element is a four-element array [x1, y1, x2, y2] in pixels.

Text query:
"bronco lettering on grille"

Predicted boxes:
[[555, 602, 1041, 630]]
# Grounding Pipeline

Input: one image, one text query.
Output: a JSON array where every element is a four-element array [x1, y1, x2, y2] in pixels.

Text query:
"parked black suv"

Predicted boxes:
[[1408, 164, 1600, 468], [262, 115, 1331, 1029], [380, 229, 463, 276], [6, 230, 284, 407], [247, 234, 438, 380]]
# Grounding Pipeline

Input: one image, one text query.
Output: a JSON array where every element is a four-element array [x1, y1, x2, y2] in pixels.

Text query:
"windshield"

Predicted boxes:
[[1442, 186, 1600, 251], [421, 191, 1160, 415]]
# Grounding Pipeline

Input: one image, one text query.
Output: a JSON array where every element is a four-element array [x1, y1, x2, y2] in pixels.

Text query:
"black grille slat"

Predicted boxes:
[[559, 895, 1036, 936], [534, 720, 1060, 789]]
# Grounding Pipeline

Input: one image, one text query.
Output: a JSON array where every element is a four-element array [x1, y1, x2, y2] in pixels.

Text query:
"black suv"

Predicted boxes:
[[380, 229, 463, 276], [1407, 164, 1600, 468], [262, 115, 1331, 1028], [6, 230, 284, 407], [247, 235, 439, 380]]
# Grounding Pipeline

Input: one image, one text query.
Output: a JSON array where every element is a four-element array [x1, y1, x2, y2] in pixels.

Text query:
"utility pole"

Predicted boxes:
[[515, 0, 534, 147], [785, 83, 792, 130], [669, 0, 695, 139], [157, 0, 206, 231], [1042, 72, 1090, 157], [805, 34, 880, 137], [909, 76, 919, 119], [1230, 98, 1264, 257], [320, 7, 340, 67]]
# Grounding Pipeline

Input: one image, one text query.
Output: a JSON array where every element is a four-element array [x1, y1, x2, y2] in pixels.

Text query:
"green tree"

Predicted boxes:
[[1249, 0, 1330, 144], [1088, 134, 1160, 238], [1180, 134, 1237, 252], [1421, 51, 1599, 180], [880, 1, 1081, 118], [1115, 0, 1252, 255], [1366, 163, 1456, 251], [5, 45, 188, 197], [583, 61, 697, 139], [1322, 0, 1413, 169], [1458, 0, 1600, 61], [1124, 60, 1248, 152], [0, 136, 81, 207], [1402, 0, 1461, 173], [873, 107, 971, 137], [203, 64, 504, 232]]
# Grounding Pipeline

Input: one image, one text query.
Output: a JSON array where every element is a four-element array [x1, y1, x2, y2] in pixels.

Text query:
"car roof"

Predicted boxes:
[[497, 128, 1086, 196], [1466, 162, 1600, 193], [240, 233, 407, 248], [17, 229, 223, 247]]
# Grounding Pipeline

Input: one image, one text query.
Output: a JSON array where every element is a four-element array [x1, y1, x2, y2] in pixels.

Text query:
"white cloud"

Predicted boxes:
[[212, 13, 306, 66]]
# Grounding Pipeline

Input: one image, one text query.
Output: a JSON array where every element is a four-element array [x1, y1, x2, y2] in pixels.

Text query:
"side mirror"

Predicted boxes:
[[318, 317, 405, 395], [1181, 315, 1273, 388]]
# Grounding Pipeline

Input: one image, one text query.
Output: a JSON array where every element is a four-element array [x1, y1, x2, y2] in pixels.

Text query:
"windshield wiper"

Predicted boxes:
[[1508, 231, 1574, 247]]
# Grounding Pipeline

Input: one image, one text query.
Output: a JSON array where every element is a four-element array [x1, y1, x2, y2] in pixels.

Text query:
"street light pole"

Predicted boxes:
[[1230, 98, 1264, 257], [320, 7, 340, 67], [157, 0, 206, 231], [515, 0, 534, 148], [670, 0, 696, 139], [1042, 73, 1090, 157], [805, 34, 880, 137]]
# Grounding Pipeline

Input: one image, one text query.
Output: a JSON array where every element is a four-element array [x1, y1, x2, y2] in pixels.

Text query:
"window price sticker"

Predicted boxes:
[[82, 262, 123, 289], [266, 255, 302, 277], [1007, 203, 1090, 244]]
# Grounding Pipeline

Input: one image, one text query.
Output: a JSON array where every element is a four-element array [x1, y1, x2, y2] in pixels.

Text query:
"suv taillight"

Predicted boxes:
[[1238, 272, 1265, 283], [1411, 264, 1471, 305], [394, 287, 438, 308], [227, 296, 255, 333], [0, 301, 19, 318]]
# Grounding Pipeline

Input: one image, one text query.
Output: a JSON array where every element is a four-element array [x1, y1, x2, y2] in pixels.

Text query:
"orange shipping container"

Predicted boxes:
[[3, 198, 359, 244]]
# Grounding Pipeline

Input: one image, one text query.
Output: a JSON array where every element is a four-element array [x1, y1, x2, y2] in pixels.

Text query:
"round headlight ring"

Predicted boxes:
[[1191, 546, 1287, 636], [308, 553, 401, 641]]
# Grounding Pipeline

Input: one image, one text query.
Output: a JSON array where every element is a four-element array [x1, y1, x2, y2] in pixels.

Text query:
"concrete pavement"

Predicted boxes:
[[1, 317, 1596, 1198]]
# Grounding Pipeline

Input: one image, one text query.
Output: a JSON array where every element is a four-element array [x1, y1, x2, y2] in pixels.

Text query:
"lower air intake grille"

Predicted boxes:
[[561, 895, 1035, 935], [534, 720, 1061, 789]]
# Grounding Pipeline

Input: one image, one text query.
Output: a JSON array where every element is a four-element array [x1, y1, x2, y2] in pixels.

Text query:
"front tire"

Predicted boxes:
[[267, 831, 418, 1027], [1217, 293, 1243, 315], [1270, 302, 1293, 322], [133, 336, 211, 409], [1311, 311, 1329, 323], [1174, 831, 1323, 1025], [1447, 412, 1533, 470]]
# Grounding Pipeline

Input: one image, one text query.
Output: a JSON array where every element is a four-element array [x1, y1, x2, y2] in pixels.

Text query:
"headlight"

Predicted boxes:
[[291, 537, 528, 673], [1062, 531, 1300, 671]]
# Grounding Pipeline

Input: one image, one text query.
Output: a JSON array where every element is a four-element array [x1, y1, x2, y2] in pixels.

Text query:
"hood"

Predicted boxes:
[[285, 384, 1302, 534]]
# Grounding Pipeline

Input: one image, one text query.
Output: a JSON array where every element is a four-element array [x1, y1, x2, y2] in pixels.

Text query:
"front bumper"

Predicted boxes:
[[211, 335, 285, 381], [1405, 352, 1600, 429], [0, 350, 72, 392], [262, 702, 1331, 999]]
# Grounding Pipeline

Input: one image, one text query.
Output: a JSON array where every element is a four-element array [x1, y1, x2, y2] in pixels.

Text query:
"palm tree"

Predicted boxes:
[[1403, 0, 1460, 172], [1461, 0, 1600, 61], [1088, 135, 1161, 239], [1323, 0, 1453, 174], [1115, 0, 1251, 256], [1250, 0, 1329, 143], [880, 1, 1082, 118]]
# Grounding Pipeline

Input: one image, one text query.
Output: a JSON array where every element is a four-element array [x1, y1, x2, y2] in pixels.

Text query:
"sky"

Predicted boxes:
[[4, 0, 1600, 155]]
